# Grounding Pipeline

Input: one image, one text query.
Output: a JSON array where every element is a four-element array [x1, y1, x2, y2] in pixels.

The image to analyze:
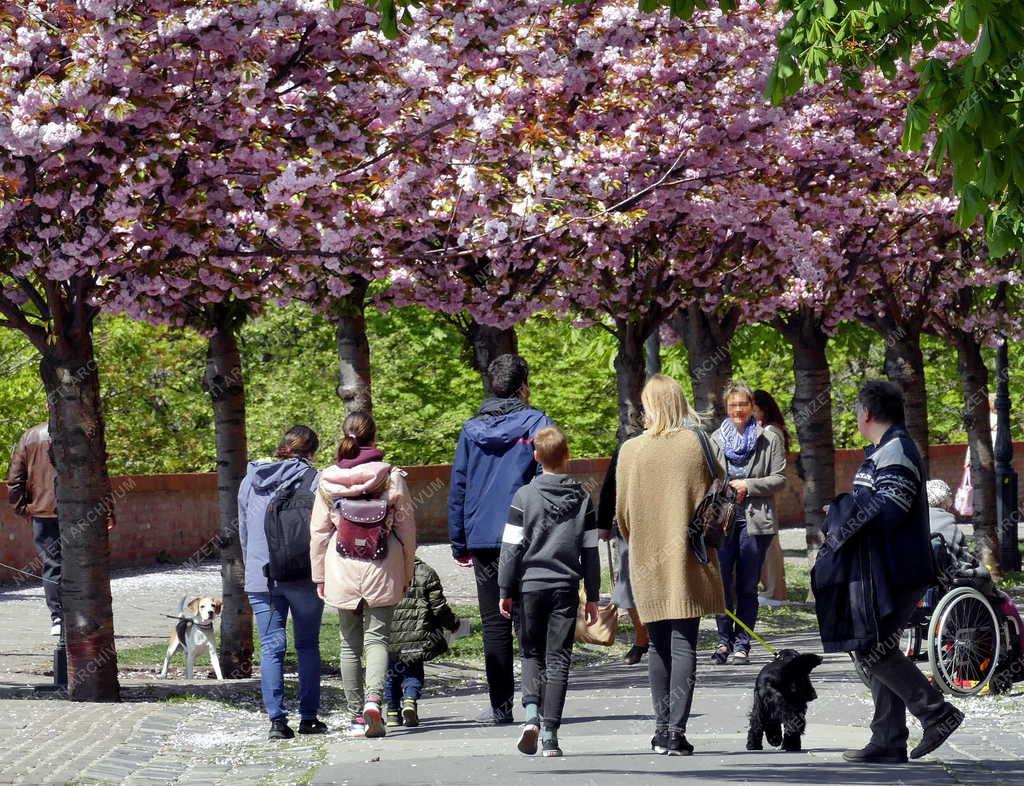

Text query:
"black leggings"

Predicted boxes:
[[473, 549, 515, 718]]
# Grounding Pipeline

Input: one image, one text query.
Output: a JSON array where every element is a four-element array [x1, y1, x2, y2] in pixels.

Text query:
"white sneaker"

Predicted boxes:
[[50, 621, 61, 636], [758, 595, 784, 608]]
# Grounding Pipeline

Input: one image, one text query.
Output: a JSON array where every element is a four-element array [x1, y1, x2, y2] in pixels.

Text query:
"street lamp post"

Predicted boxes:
[[995, 337, 1021, 572]]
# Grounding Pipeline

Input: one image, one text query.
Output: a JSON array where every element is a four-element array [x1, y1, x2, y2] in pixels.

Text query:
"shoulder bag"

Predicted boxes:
[[688, 427, 738, 565]]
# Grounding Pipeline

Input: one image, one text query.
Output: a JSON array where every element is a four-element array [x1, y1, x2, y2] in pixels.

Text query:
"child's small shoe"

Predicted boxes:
[[386, 709, 402, 728], [363, 701, 386, 738], [401, 697, 419, 728]]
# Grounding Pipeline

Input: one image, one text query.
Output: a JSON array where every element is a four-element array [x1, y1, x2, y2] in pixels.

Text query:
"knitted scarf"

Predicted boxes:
[[719, 417, 759, 466]]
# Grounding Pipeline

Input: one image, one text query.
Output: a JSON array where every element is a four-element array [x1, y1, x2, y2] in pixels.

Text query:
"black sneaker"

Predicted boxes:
[[297, 719, 328, 735], [541, 737, 563, 758], [910, 706, 964, 760], [651, 729, 669, 755], [269, 718, 295, 740], [842, 743, 908, 763], [517, 722, 540, 755], [710, 645, 730, 665], [386, 710, 402, 728], [666, 732, 694, 756], [623, 644, 648, 665], [401, 698, 419, 728]]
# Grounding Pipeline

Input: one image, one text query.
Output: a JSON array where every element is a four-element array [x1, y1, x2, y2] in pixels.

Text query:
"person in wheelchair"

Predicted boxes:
[[926, 479, 994, 595], [924, 479, 1024, 696]]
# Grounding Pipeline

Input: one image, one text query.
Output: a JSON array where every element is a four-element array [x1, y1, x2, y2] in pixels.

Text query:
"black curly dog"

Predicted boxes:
[[746, 649, 823, 752]]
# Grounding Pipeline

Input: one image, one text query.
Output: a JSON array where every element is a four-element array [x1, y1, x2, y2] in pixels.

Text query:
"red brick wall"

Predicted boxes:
[[2, 444, 1021, 583]]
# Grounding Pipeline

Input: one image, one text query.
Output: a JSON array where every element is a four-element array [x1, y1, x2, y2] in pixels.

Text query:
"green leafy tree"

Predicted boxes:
[[769, 0, 1024, 255]]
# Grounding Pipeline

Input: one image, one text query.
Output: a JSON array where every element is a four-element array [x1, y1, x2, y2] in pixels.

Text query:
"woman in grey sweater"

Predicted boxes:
[[710, 382, 787, 665]]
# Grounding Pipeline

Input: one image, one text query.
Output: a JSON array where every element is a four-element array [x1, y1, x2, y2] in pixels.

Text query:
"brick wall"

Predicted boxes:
[[2, 443, 1022, 583]]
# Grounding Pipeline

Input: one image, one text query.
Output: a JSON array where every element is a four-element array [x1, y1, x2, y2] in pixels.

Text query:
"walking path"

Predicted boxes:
[[0, 542, 1022, 785]]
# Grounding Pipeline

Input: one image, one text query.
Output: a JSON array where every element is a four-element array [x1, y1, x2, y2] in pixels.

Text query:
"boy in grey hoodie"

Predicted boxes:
[[498, 425, 600, 758]]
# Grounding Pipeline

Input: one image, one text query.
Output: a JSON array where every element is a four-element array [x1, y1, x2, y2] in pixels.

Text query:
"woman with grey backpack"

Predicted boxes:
[[238, 425, 326, 740], [710, 381, 788, 666]]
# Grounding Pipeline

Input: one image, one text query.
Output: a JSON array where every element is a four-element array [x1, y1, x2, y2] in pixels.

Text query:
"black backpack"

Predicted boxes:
[[263, 466, 319, 582]]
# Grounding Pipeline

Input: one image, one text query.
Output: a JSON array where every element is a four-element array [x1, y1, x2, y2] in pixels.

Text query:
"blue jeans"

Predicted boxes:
[[716, 521, 773, 653], [385, 657, 425, 708], [249, 583, 324, 722]]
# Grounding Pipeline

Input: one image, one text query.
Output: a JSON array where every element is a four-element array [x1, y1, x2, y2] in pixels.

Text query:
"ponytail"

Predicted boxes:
[[276, 425, 319, 459], [335, 412, 376, 462]]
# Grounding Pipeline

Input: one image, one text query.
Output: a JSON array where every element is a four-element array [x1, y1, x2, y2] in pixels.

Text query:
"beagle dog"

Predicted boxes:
[[159, 596, 224, 680]]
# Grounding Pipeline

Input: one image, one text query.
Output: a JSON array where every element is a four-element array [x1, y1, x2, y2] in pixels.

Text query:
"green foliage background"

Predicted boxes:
[[1, 304, 1019, 475]]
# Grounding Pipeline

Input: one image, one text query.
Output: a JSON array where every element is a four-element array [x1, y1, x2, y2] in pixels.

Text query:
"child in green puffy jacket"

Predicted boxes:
[[385, 557, 462, 727]]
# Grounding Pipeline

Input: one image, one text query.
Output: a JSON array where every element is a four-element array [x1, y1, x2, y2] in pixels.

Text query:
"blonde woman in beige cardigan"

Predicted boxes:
[[615, 374, 726, 757]]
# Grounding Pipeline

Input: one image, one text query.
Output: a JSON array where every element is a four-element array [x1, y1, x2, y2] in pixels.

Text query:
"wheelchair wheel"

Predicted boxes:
[[927, 586, 1001, 696]]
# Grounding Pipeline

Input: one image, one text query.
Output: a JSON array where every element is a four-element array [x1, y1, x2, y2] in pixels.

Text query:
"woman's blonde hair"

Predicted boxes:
[[641, 374, 699, 436]]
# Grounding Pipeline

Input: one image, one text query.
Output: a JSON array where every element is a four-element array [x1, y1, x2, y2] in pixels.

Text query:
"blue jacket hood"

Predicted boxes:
[[463, 399, 550, 451], [448, 401, 553, 556]]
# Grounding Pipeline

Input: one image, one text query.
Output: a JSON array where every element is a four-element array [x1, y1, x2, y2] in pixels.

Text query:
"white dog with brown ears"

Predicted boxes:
[[159, 595, 224, 680]]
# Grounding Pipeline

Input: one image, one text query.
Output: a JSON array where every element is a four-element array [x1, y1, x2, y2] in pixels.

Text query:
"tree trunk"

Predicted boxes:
[[644, 331, 662, 379], [39, 331, 120, 701], [776, 310, 834, 578], [467, 319, 518, 396], [204, 319, 252, 678], [955, 334, 1000, 577], [883, 325, 930, 477], [334, 278, 372, 416], [671, 304, 738, 424], [615, 319, 648, 441]]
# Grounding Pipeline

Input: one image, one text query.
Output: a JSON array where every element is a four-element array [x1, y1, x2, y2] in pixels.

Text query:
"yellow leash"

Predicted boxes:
[[724, 609, 778, 657]]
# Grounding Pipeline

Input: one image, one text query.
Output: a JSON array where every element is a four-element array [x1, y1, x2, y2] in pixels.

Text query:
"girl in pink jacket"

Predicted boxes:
[[310, 412, 416, 738]]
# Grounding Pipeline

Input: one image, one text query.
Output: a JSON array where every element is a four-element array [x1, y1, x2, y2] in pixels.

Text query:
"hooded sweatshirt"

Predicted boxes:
[[309, 451, 416, 610], [497, 473, 600, 602], [238, 457, 319, 593], [448, 397, 552, 556]]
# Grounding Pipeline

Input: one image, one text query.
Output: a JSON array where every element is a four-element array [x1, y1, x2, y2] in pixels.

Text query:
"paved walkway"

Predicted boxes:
[[1, 544, 1023, 785]]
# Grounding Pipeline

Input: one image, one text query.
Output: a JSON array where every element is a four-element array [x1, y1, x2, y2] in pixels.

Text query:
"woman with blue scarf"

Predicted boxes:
[[710, 382, 788, 665]]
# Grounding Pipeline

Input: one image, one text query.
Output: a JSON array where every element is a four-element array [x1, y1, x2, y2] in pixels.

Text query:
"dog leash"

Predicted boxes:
[[0, 560, 58, 584], [0, 561, 200, 623], [724, 609, 778, 657]]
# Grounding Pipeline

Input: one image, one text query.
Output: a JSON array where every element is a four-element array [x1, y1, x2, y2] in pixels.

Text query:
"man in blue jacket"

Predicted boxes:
[[843, 381, 963, 764], [449, 354, 552, 724]]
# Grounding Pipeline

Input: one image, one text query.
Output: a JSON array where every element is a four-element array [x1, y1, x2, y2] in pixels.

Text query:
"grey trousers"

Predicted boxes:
[[647, 617, 699, 734], [853, 589, 948, 748]]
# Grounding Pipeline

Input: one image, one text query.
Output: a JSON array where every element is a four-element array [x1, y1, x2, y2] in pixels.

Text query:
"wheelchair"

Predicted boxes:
[[898, 533, 1024, 696]]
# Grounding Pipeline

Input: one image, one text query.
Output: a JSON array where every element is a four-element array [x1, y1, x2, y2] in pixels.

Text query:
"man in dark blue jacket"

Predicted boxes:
[[449, 354, 552, 723], [844, 381, 963, 764]]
